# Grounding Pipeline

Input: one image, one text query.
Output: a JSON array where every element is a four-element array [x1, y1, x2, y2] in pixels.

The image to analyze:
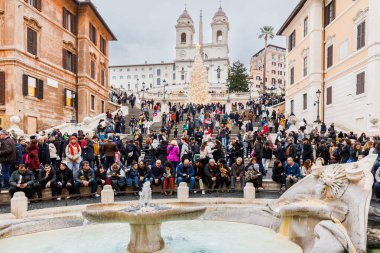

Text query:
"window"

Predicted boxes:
[[278, 79, 282, 84], [325, 0, 335, 27], [272, 62, 277, 66], [303, 93, 307, 110], [101, 100, 105, 113], [181, 74, 185, 80], [278, 71, 283, 75], [127, 69, 130, 72], [120, 76, 123, 79], [62, 49, 77, 73], [149, 74, 153, 78], [256, 76, 261, 81], [304, 16, 308, 37], [271, 78, 276, 85], [357, 21, 366, 50], [288, 30, 296, 51], [157, 78, 161, 85], [278, 63, 282, 68], [112, 76, 116, 80], [181, 33, 186, 44], [64, 89, 74, 107], [157, 69, 161, 76], [90, 95, 95, 111], [327, 45, 333, 68], [339, 40, 349, 60], [173, 73, 176, 80], [142, 75, 146, 78], [290, 100, 294, 114], [91, 60, 95, 79], [271, 70, 276, 74], [101, 69, 105, 86], [217, 30, 223, 42], [356, 72, 365, 95], [327, 87, 332, 105], [290, 67, 295, 85], [62, 8, 76, 34], [100, 36, 107, 55], [89, 23, 97, 45], [22, 74, 43, 99], [127, 75, 131, 79], [0, 71, 5, 105], [26, 0, 41, 11], [27, 28, 37, 55], [149, 67, 153, 70], [303, 56, 308, 77]]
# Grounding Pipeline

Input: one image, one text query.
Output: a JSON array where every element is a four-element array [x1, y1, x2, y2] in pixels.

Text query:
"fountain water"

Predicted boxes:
[[82, 182, 206, 253]]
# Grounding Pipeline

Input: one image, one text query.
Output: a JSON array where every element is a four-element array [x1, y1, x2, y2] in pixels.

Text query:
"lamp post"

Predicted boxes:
[[142, 82, 146, 100], [163, 79, 167, 101], [226, 78, 230, 103], [70, 91, 76, 123], [315, 89, 321, 123]]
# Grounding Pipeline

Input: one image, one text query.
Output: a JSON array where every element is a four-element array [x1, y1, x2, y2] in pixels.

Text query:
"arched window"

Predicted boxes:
[[181, 33, 186, 44], [217, 31, 223, 42]]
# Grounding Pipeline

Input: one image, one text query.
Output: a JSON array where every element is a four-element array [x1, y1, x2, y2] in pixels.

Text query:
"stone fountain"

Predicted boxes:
[[267, 154, 378, 253], [82, 182, 206, 253]]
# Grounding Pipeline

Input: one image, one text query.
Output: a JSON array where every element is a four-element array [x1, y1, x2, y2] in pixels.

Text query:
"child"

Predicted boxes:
[[173, 126, 178, 139], [162, 161, 175, 195]]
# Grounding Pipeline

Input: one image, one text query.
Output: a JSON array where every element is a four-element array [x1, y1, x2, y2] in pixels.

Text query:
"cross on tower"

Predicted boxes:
[[219, 0, 222, 8]]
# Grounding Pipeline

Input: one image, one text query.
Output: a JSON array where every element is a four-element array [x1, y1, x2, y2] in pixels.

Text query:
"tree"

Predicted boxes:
[[227, 61, 249, 93], [258, 25, 275, 94]]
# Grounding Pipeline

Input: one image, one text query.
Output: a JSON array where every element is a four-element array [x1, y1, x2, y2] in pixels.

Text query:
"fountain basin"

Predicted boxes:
[[82, 203, 206, 253], [0, 221, 303, 253]]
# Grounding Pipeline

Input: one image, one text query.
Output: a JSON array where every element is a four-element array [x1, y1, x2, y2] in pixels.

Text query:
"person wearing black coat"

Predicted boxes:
[[83, 137, 95, 168], [272, 160, 285, 188], [340, 139, 352, 163], [56, 162, 74, 199], [125, 140, 139, 166], [38, 138, 51, 166], [285, 138, 297, 160], [37, 164, 57, 199], [143, 139, 156, 167], [150, 160, 164, 187], [316, 141, 330, 165], [301, 139, 314, 163], [155, 140, 168, 163]]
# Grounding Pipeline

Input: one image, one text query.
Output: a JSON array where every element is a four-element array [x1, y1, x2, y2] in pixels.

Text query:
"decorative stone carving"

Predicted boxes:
[[7, 116, 25, 136], [63, 40, 76, 52], [23, 17, 42, 31], [353, 8, 369, 22], [89, 52, 97, 61], [315, 164, 349, 200]]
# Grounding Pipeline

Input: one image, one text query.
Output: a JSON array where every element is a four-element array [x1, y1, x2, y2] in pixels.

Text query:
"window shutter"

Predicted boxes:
[[22, 74, 28, 96], [64, 88, 67, 106], [62, 49, 67, 70], [327, 45, 333, 68], [72, 14, 77, 35], [72, 54, 77, 74], [361, 22, 366, 48], [0, 71, 5, 105], [32, 29, 37, 55], [37, 79, 43, 99], [89, 23, 93, 42], [62, 8, 67, 29], [27, 28, 33, 54], [327, 87, 332, 105], [36, 0, 41, 11]]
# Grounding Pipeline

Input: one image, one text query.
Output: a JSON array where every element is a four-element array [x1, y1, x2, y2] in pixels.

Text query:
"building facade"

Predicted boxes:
[[0, 0, 116, 134], [278, 0, 380, 134], [109, 7, 230, 95], [249, 45, 286, 94]]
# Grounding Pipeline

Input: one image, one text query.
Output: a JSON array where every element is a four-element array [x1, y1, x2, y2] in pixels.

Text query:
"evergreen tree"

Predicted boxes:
[[227, 61, 249, 93]]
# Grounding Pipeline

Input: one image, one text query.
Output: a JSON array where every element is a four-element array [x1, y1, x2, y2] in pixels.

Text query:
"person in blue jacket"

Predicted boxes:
[[176, 159, 195, 192], [284, 157, 300, 190]]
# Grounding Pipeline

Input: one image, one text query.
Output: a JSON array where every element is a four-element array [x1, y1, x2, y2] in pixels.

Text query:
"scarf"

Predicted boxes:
[[69, 142, 80, 156]]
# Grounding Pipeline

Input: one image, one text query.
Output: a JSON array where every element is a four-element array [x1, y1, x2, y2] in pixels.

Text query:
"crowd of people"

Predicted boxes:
[[1, 93, 380, 201]]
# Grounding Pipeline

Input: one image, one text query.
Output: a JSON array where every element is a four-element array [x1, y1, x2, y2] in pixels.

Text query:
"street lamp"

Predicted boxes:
[[226, 78, 230, 103], [314, 89, 322, 123], [70, 91, 76, 123], [163, 79, 167, 101], [142, 82, 146, 100]]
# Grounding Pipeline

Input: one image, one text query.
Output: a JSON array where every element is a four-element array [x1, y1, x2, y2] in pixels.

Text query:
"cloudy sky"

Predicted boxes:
[[92, 0, 299, 67]]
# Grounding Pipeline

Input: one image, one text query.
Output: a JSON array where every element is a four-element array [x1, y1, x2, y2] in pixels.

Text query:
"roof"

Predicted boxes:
[[214, 7, 227, 17], [110, 62, 175, 68], [178, 9, 193, 21], [277, 0, 307, 35], [76, 0, 117, 41], [251, 44, 286, 58]]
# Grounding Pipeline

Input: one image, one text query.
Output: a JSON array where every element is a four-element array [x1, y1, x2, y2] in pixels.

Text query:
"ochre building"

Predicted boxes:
[[0, 0, 116, 134]]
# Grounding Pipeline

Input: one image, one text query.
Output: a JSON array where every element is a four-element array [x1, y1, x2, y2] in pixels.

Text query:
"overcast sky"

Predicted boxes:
[[91, 0, 299, 67]]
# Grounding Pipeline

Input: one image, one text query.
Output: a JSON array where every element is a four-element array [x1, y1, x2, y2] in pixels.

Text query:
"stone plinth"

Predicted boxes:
[[244, 183, 255, 201], [11, 192, 28, 219], [101, 185, 114, 204], [177, 182, 189, 201]]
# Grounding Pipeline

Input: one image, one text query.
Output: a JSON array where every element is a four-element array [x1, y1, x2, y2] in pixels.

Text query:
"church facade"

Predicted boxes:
[[109, 7, 230, 95]]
